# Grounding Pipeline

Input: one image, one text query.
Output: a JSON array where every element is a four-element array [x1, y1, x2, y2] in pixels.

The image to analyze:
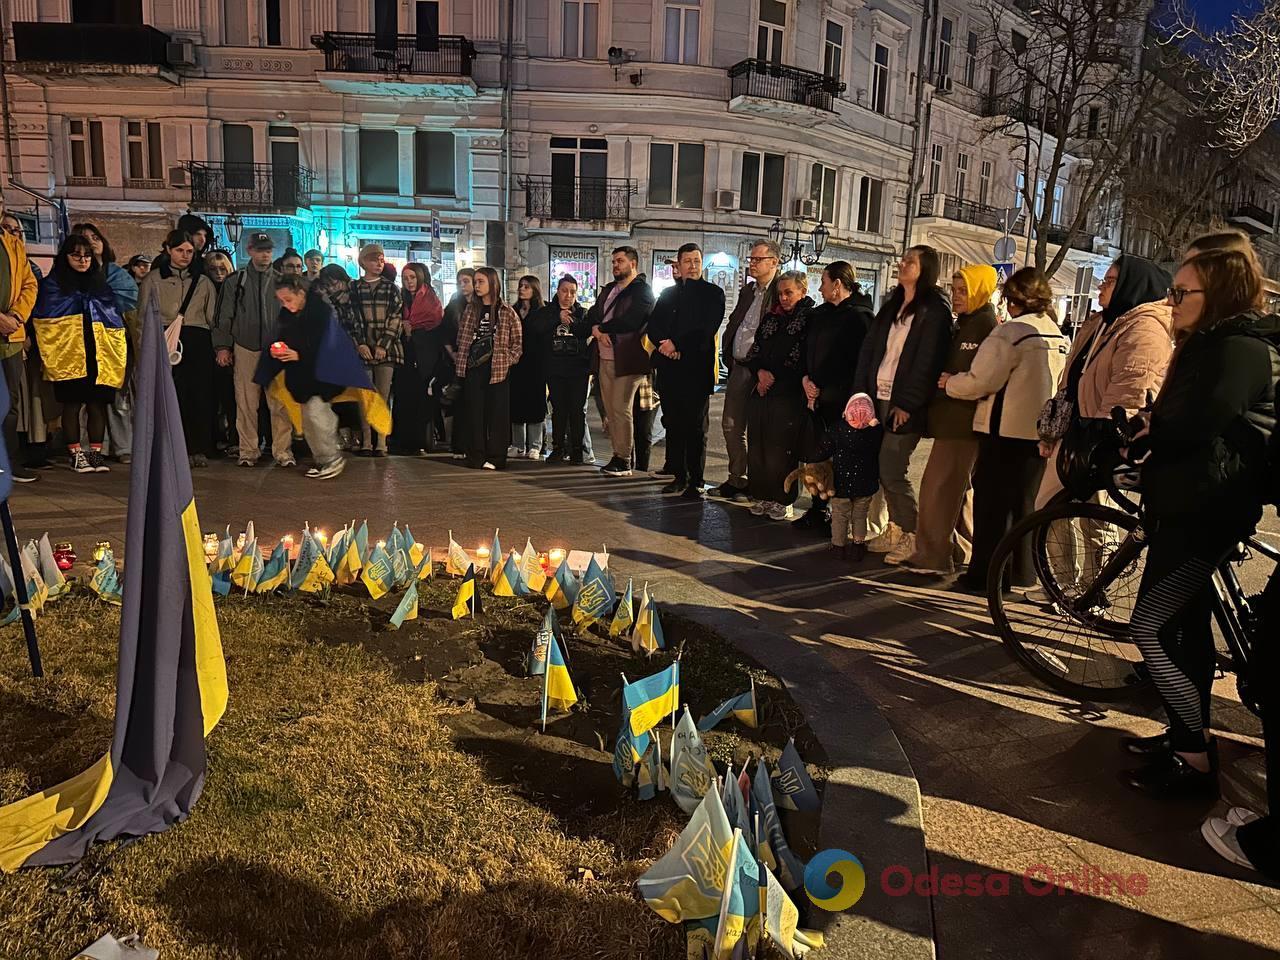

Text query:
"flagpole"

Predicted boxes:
[[712, 827, 742, 959], [2, 501, 41, 677]]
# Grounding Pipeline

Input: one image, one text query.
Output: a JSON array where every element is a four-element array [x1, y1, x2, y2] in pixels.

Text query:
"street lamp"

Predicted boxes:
[[224, 212, 243, 248], [769, 217, 829, 267]]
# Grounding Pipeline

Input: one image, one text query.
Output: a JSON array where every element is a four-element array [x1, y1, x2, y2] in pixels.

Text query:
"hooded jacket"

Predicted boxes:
[[1141, 311, 1279, 528], [945, 309, 1070, 440], [0, 231, 38, 350], [854, 285, 952, 435], [929, 265, 999, 440]]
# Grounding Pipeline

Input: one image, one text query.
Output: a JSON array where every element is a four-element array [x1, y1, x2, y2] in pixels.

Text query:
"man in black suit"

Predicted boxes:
[[647, 243, 726, 499]]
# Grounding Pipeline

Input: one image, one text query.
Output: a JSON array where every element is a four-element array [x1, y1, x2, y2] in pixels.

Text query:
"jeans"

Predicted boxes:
[[301, 396, 340, 466], [874, 399, 923, 533], [105, 379, 132, 457], [1, 353, 22, 466], [361, 363, 395, 453], [721, 363, 753, 488], [512, 420, 545, 453]]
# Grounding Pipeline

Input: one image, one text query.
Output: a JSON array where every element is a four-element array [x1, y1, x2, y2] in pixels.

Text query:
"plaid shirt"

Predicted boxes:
[[636, 372, 659, 411], [455, 300, 523, 384], [346, 276, 404, 366]]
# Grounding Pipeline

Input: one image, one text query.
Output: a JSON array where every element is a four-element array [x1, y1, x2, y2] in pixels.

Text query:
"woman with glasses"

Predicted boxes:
[[31, 235, 128, 474]]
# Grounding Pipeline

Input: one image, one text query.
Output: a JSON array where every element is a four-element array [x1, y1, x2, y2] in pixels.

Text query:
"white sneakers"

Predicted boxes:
[[306, 458, 346, 480], [884, 532, 916, 565], [527, 449, 541, 461], [749, 501, 794, 521], [867, 522, 903, 554]]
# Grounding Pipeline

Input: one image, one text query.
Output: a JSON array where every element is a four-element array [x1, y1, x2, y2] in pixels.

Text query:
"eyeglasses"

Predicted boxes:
[[746, 256, 778, 264], [1099, 276, 1117, 288], [67, 253, 93, 262], [1166, 287, 1204, 305]]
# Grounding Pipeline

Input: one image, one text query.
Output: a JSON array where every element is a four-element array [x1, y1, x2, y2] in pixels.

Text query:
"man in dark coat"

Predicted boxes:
[[648, 243, 727, 499]]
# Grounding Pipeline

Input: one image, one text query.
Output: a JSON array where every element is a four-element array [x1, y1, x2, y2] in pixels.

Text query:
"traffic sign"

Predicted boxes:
[[993, 263, 1015, 285], [993, 236, 1016, 262]]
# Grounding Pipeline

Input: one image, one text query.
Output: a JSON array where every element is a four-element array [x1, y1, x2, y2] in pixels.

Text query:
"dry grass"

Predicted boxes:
[[0, 595, 684, 960]]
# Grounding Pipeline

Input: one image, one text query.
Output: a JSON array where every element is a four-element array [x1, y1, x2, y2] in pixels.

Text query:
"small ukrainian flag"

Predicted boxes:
[[389, 583, 419, 629], [544, 557, 578, 610], [446, 531, 471, 577], [540, 631, 577, 729], [632, 583, 666, 655], [255, 540, 290, 593], [325, 525, 348, 572], [387, 523, 406, 559], [488, 528, 503, 584], [89, 550, 123, 606], [361, 543, 395, 600], [452, 563, 480, 620], [609, 578, 635, 637], [297, 550, 335, 595], [336, 530, 363, 586], [231, 538, 262, 592], [494, 552, 528, 597], [623, 661, 680, 737], [519, 538, 545, 592], [37, 535, 68, 601], [212, 527, 236, 574], [696, 680, 758, 733], [18, 542, 47, 614], [353, 519, 370, 565], [572, 554, 615, 629], [528, 606, 558, 676], [404, 524, 428, 572]]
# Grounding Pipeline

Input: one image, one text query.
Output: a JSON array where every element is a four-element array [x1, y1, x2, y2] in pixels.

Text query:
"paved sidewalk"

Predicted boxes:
[[7, 409, 1278, 958]]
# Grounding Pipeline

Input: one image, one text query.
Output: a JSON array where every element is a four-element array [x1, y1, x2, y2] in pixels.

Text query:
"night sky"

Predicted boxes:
[[1187, 0, 1256, 30]]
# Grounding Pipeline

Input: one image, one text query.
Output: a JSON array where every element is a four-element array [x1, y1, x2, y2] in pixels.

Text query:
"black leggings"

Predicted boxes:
[[62, 402, 106, 446], [1238, 566, 1280, 878], [1130, 524, 1241, 753]]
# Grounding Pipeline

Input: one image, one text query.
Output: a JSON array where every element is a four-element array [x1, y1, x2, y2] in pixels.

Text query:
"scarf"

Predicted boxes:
[[844, 392, 878, 429], [402, 284, 444, 332]]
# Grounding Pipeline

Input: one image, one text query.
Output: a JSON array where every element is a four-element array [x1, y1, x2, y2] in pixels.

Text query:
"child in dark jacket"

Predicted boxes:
[[820, 392, 884, 560]]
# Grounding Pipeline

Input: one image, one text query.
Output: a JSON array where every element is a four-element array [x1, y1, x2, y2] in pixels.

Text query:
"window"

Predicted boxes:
[[1035, 177, 1047, 219], [955, 152, 969, 199], [223, 122, 254, 188], [68, 119, 105, 181], [126, 120, 162, 181], [871, 44, 890, 115], [551, 136, 608, 218], [563, 0, 599, 59], [1087, 106, 1100, 137], [979, 159, 992, 206], [823, 20, 844, 80], [740, 150, 785, 217], [809, 163, 837, 223], [964, 31, 978, 86], [937, 17, 953, 83], [928, 144, 944, 195], [1052, 184, 1064, 225], [1016, 170, 1025, 210], [857, 176, 884, 233], [664, 0, 700, 64], [265, 0, 281, 45], [756, 0, 786, 63], [360, 129, 400, 193], [649, 142, 705, 208], [414, 131, 455, 196]]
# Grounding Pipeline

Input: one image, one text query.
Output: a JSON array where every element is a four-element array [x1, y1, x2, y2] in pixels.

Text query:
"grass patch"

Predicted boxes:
[[0, 574, 824, 959]]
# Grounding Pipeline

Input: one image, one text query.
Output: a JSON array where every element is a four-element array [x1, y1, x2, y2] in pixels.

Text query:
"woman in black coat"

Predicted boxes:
[[509, 275, 548, 458], [852, 245, 952, 562], [796, 260, 873, 529], [534, 275, 593, 463]]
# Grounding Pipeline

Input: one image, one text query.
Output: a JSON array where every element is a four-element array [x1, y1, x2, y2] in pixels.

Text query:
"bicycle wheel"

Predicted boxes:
[[988, 500, 1152, 702]]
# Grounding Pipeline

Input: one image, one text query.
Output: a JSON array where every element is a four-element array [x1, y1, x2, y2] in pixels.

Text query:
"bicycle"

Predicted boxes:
[[986, 410, 1276, 713]]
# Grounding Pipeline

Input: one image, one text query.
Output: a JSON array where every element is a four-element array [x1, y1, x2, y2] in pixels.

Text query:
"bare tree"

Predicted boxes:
[[980, 0, 1160, 279], [1164, 0, 1280, 155]]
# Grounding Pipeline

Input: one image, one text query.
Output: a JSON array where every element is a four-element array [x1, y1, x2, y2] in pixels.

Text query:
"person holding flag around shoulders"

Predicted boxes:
[[255, 275, 391, 480]]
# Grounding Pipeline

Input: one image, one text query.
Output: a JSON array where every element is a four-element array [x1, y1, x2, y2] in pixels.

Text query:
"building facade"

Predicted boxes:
[[3, 0, 1275, 307]]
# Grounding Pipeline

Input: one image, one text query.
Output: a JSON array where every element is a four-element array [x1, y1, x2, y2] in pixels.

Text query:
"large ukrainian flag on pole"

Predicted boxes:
[[0, 299, 228, 872]]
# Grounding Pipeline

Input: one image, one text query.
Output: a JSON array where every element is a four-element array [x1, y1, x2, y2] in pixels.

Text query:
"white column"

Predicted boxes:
[[472, 0, 500, 41], [12, 0, 38, 20], [398, 129, 415, 198], [172, 0, 201, 32], [312, 0, 339, 35]]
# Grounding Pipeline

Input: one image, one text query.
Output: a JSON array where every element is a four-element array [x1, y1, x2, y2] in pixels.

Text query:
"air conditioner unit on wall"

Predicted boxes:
[[168, 165, 190, 188], [714, 189, 739, 211], [165, 41, 196, 67], [792, 197, 816, 219]]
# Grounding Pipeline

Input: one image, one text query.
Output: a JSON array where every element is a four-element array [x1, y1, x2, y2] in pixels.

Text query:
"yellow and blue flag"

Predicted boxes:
[[0, 558, 19, 625], [387, 523, 405, 559], [446, 531, 471, 576], [494, 552, 529, 597], [763, 865, 825, 956], [540, 631, 577, 729], [623, 661, 680, 737], [389, 583, 419, 629], [404, 524, 428, 572], [255, 540, 290, 594], [710, 830, 762, 960], [752, 759, 805, 892], [37, 534, 68, 601], [528, 606, 559, 676], [353, 519, 370, 565], [544, 557, 578, 610], [671, 705, 717, 815], [296, 550, 334, 594], [637, 736, 666, 801], [636, 786, 734, 923], [288, 529, 321, 590], [697, 681, 758, 733], [212, 527, 235, 573], [519, 538, 545, 592], [89, 549, 123, 606], [389, 543, 411, 588], [721, 763, 751, 837], [572, 554, 614, 627], [231, 538, 262, 593], [488, 528, 503, 583], [772, 738, 819, 812], [361, 542, 395, 600], [325, 525, 348, 571], [19, 542, 47, 614], [632, 583, 666, 655], [335, 529, 362, 586], [452, 563, 480, 619], [609, 578, 635, 637], [0, 295, 227, 872], [612, 710, 651, 786]]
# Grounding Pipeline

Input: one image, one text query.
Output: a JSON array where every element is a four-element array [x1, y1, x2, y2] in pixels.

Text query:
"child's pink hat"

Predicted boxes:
[[844, 393, 878, 428]]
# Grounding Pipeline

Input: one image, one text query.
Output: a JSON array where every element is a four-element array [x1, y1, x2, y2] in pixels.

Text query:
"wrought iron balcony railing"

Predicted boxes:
[[12, 22, 172, 65], [980, 95, 1059, 136], [728, 59, 845, 112], [917, 193, 1014, 232], [1044, 224, 1097, 253], [187, 162, 315, 213], [1228, 202, 1276, 231], [311, 31, 475, 76], [524, 176, 634, 222]]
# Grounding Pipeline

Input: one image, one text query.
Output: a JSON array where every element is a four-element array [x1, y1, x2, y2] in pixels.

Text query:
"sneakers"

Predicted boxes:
[[749, 500, 768, 516], [482, 461, 497, 471], [661, 480, 685, 494], [884, 532, 917, 565], [866, 522, 903, 554], [527, 449, 541, 461], [11, 467, 37, 483], [711, 482, 751, 503], [188, 454, 208, 469], [681, 485, 707, 501], [117, 453, 132, 465], [238, 459, 255, 468], [276, 458, 296, 468], [601, 456, 633, 477], [70, 449, 94, 474], [306, 457, 346, 480], [86, 449, 110, 473], [1201, 817, 1258, 870], [766, 502, 794, 521]]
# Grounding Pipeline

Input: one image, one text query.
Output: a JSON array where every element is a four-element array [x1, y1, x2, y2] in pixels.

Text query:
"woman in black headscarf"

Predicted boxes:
[[1035, 254, 1174, 507]]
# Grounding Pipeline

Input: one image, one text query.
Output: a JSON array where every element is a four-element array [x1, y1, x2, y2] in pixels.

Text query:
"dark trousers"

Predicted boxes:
[[548, 373, 589, 458], [2, 353, 22, 465], [746, 385, 804, 505], [967, 434, 1045, 590], [1239, 566, 1280, 878], [633, 394, 655, 472], [173, 326, 215, 456], [663, 390, 710, 487], [213, 361, 235, 448], [461, 363, 510, 467]]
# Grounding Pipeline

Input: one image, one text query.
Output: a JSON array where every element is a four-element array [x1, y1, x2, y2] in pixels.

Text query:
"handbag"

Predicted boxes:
[[1056, 416, 1122, 496], [163, 273, 202, 366]]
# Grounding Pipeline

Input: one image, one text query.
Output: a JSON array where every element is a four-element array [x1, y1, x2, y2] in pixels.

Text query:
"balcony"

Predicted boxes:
[[311, 31, 476, 96], [11, 22, 177, 83], [187, 162, 315, 215], [524, 176, 634, 225], [728, 59, 845, 127], [980, 95, 1059, 137], [1227, 202, 1276, 235], [917, 194, 1014, 232], [1044, 224, 1098, 254]]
